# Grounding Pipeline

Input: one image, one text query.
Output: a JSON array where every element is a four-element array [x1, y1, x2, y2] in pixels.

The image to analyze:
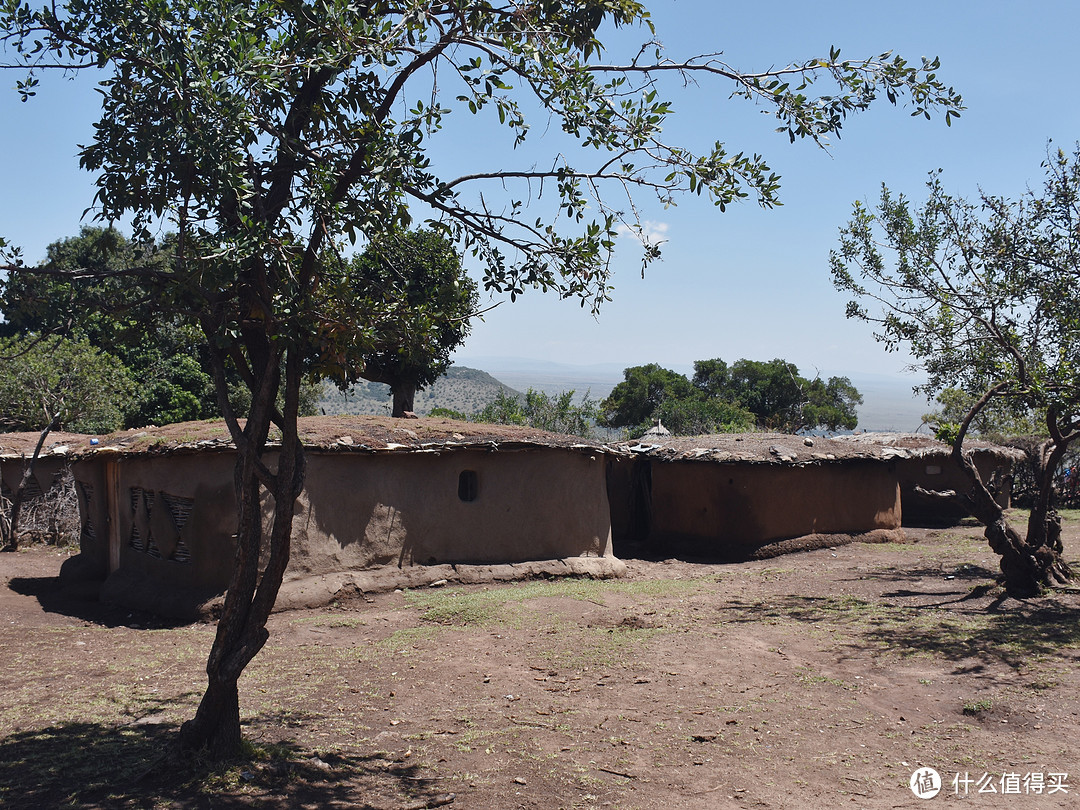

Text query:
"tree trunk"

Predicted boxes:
[[3, 414, 59, 552], [180, 345, 305, 756], [391, 379, 416, 417], [179, 671, 242, 758], [1023, 438, 1072, 585], [954, 442, 1071, 597]]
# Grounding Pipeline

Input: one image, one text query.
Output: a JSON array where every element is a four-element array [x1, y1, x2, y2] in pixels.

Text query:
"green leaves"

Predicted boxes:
[[338, 227, 479, 398], [600, 358, 861, 435], [0, 333, 136, 433], [476, 388, 600, 438], [832, 143, 1080, 448]]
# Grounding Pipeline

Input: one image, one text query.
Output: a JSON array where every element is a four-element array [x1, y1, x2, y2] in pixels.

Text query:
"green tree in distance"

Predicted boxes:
[[0, 228, 221, 426], [0, 334, 135, 550], [831, 145, 1080, 596], [601, 358, 859, 435], [693, 357, 860, 433], [0, 334, 135, 434], [476, 388, 599, 437], [600, 363, 697, 430], [347, 229, 479, 417], [1, 0, 961, 756]]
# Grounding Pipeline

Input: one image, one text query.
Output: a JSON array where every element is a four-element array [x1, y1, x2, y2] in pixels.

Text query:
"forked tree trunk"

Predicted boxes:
[[1022, 438, 1071, 584], [179, 347, 306, 756], [954, 442, 1072, 597]]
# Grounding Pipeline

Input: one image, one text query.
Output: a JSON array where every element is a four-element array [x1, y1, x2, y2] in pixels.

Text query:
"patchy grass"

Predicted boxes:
[[535, 623, 663, 670], [403, 576, 707, 627]]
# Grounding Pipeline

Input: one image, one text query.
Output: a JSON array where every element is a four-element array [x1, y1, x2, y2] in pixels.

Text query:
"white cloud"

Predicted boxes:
[[616, 220, 669, 247]]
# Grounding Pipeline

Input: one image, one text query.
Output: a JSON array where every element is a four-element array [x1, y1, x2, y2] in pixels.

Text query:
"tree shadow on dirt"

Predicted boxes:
[[6, 574, 189, 629], [715, 591, 1080, 670], [0, 715, 455, 810], [848, 562, 1000, 588]]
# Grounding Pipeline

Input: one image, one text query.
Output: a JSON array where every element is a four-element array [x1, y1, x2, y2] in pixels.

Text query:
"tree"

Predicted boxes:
[[0, 334, 135, 434], [600, 364, 697, 430], [1, 0, 961, 756], [801, 375, 862, 433], [921, 387, 1043, 442], [476, 388, 599, 437], [831, 145, 1080, 596], [698, 358, 861, 433], [347, 228, 479, 417], [1, 228, 222, 427], [0, 334, 135, 550], [652, 395, 754, 436], [602, 358, 860, 435]]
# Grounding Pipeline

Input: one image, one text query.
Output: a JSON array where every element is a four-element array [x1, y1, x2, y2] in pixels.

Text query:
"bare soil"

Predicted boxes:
[[3, 515, 1080, 809]]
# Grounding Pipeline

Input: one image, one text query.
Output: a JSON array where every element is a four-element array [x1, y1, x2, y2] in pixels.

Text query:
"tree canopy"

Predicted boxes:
[[347, 228, 479, 417], [2, 0, 961, 756], [475, 388, 599, 437], [0, 333, 135, 433], [921, 387, 1044, 443], [1, 228, 222, 427], [600, 358, 860, 435], [831, 144, 1080, 596]]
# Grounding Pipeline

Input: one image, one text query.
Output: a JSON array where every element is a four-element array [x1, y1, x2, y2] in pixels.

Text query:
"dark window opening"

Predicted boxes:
[[458, 470, 478, 502]]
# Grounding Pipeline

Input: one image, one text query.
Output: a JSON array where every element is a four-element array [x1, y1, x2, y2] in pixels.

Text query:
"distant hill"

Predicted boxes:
[[318, 366, 520, 417]]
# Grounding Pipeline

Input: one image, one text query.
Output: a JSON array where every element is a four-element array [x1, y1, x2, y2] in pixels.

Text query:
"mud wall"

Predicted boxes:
[[65, 446, 612, 613], [897, 451, 1014, 526], [616, 458, 901, 558], [289, 447, 613, 582]]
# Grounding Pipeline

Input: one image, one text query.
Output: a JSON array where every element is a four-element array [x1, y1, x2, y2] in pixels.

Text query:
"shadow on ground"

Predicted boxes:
[[6, 575, 189, 629], [715, 590, 1080, 669], [0, 718, 454, 810]]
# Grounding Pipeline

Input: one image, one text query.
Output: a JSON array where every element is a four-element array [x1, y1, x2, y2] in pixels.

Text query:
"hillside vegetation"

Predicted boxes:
[[318, 366, 519, 417]]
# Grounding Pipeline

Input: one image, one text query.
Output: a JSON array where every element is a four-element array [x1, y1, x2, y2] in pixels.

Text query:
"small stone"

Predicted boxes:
[[429, 579, 448, 588], [337, 435, 354, 445], [512, 777, 527, 785]]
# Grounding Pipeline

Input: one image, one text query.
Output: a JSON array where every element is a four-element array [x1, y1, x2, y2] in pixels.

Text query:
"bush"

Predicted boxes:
[[1, 466, 80, 547]]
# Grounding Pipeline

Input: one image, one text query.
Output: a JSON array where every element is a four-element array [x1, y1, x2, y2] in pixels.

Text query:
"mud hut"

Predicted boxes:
[[38, 417, 621, 618], [829, 433, 1022, 526], [606, 432, 1023, 559], [606, 433, 907, 559]]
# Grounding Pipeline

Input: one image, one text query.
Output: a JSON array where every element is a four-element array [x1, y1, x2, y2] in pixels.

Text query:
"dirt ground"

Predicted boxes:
[[2, 515, 1080, 810]]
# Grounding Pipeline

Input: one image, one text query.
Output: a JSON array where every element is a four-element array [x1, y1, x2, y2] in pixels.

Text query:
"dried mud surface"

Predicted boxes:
[[2, 517, 1080, 809]]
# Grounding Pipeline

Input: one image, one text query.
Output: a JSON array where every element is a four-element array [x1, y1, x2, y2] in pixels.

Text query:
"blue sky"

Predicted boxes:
[[2, 0, 1078, 383]]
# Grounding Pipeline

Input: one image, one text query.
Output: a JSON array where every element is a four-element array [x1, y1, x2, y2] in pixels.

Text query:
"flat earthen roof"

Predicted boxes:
[[0, 415, 613, 459], [613, 431, 1025, 465], [0, 419, 1024, 464]]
